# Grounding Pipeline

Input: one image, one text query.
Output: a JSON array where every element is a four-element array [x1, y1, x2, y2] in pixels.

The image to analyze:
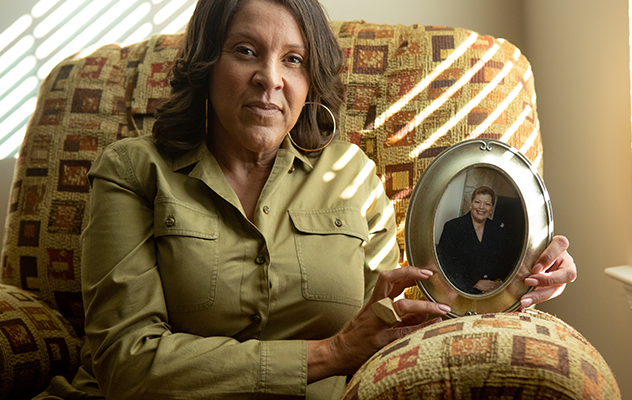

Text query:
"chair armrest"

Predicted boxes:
[[343, 309, 621, 399], [0, 284, 81, 400]]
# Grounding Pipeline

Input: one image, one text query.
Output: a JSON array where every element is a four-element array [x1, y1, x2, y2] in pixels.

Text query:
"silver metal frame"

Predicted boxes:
[[405, 139, 554, 317]]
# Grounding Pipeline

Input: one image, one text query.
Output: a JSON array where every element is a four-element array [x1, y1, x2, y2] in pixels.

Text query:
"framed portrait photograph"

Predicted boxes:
[[405, 139, 553, 317]]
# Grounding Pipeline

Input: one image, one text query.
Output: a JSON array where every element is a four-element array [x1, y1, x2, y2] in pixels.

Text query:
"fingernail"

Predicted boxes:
[[418, 269, 433, 277], [531, 264, 543, 273], [438, 304, 451, 313], [524, 278, 538, 286], [521, 298, 533, 309]]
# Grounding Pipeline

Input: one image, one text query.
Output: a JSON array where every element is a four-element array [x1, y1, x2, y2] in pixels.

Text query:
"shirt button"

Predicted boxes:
[[165, 215, 176, 227], [288, 165, 295, 174], [262, 205, 270, 214], [251, 314, 261, 323], [334, 218, 343, 227], [255, 256, 265, 265]]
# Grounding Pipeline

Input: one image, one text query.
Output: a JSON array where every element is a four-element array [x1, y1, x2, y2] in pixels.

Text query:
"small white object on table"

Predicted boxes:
[[604, 265, 632, 310]]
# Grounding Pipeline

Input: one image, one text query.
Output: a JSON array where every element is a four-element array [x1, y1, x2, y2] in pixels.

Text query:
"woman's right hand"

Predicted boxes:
[[307, 267, 451, 382]]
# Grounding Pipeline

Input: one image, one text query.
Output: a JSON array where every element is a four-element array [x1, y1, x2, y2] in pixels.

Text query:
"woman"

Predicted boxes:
[[77, 1, 445, 398], [436, 186, 522, 294], [37, 0, 576, 399]]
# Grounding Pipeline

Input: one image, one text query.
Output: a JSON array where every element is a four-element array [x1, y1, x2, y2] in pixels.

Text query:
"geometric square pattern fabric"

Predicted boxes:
[[0, 42, 153, 338], [330, 21, 543, 264], [342, 310, 621, 400], [0, 284, 80, 400]]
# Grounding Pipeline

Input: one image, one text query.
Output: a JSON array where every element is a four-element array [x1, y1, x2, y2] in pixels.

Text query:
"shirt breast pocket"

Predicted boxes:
[[288, 207, 369, 307], [154, 199, 219, 312]]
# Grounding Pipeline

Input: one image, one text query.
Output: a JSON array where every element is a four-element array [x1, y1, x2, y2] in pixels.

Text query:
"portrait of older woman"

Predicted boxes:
[[33, 1, 576, 399], [436, 186, 523, 295]]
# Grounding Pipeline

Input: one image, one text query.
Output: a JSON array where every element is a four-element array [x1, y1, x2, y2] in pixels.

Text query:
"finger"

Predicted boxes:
[[524, 266, 576, 287], [393, 298, 451, 318], [399, 313, 430, 326], [411, 267, 434, 277], [531, 235, 569, 274], [372, 267, 434, 299], [398, 313, 445, 327], [524, 252, 577, 287], [520, 284, 566, 309]]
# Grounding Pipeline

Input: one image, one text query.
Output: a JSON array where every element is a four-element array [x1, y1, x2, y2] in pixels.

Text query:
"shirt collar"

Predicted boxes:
[[169, 135, 315, 172], [280, 135, 314, 170], [170, 141, 207, 171]]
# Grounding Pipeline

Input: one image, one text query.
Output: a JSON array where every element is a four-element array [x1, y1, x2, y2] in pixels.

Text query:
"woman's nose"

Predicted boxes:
[[252, 60, 283, 91]]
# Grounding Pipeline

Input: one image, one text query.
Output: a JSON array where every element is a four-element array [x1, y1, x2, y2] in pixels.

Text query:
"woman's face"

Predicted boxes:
[[471, 194, 493, 224], [208, 0, 310, 158]]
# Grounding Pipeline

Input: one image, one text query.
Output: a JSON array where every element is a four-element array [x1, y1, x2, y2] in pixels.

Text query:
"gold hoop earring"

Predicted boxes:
[[287, 102, 336, 152]]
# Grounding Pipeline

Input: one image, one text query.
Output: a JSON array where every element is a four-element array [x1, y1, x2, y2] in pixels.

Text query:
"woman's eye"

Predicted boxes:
[[286, 55, 304, 64], [236, 46, 254, 56]]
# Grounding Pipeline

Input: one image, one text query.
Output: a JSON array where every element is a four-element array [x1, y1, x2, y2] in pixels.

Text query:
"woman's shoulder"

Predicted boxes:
[[445, 212, 471, 229], [325, 140, 364, 154], [98, 136, 173, 167], [91, 136, 172, 183], [319, 141, 374, 167], [105, 135, 159, 156]]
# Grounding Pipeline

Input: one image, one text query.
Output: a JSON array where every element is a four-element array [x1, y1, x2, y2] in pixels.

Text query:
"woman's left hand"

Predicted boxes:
[[520, 235, 576, 310]]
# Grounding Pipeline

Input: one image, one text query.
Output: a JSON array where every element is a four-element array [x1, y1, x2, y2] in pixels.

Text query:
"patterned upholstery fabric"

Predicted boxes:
[[0, 284, 80, 399], [330, 21, 543, 263], [341, 310, 621, 400], [0, 20, 606, 399]]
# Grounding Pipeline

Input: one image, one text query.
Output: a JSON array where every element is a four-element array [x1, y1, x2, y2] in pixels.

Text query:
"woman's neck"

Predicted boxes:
[[471, 215, 485, 242], [207, 140, 277, 222]]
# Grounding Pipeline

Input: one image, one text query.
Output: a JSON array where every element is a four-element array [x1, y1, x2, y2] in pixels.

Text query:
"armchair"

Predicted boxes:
[[0, 21, 620, 399]]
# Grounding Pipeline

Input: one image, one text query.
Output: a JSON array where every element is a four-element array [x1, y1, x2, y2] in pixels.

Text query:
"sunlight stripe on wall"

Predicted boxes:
[[154, 0, 188, 25], [0, 15, 32, 53], [0, 36, 35, 76], [0, 0, 197, 158], [0, 77, 39, 120], [32, 0, 62, 19], [34, 0, 89, 39], [162, 3, 195, 33], [35, 0, 115, 60]]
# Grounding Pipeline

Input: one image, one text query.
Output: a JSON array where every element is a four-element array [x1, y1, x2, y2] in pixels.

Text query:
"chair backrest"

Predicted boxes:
[[0, 22, 542, 337]]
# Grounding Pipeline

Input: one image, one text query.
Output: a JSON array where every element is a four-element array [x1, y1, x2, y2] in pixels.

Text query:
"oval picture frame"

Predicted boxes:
[[405, 139, 554, 317]]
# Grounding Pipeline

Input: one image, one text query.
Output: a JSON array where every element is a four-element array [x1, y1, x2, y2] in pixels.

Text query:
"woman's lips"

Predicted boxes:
[[246, 102, 281, 117]]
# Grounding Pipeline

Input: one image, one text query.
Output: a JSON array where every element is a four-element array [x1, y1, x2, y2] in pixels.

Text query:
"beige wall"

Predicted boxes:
[[320, 0, 632, 395], [523, 0, 632, 396]]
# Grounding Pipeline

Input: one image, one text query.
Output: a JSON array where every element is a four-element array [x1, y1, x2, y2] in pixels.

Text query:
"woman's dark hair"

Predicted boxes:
[[152, 0, 344, 156], [471, 186, 496, 205]]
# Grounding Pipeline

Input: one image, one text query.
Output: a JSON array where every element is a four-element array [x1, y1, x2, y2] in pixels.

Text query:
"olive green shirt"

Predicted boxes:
[[81, 136, 399, 399]]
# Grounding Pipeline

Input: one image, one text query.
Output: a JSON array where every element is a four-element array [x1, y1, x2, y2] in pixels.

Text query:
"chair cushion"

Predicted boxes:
[[342, 310, 620, 400], [0, 283, 81, 400]]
